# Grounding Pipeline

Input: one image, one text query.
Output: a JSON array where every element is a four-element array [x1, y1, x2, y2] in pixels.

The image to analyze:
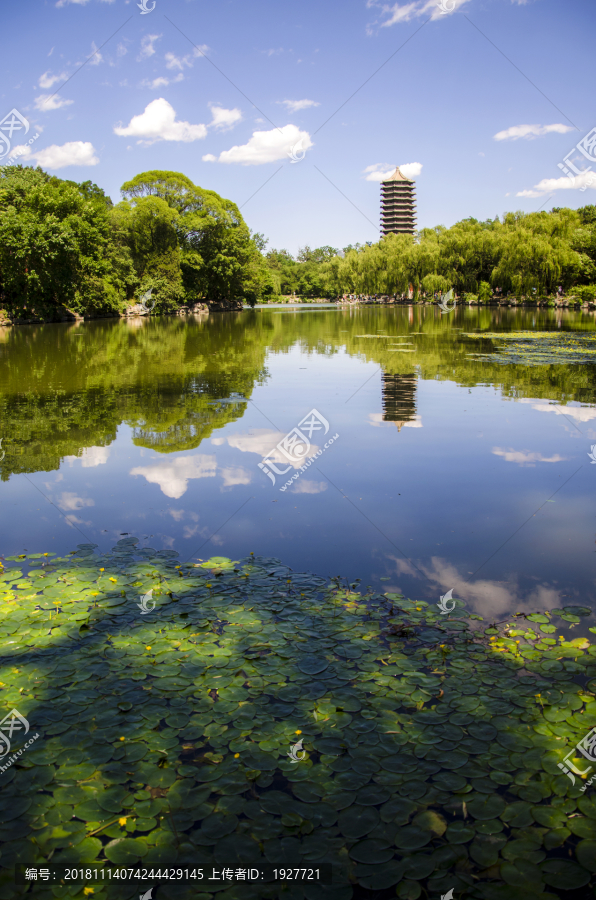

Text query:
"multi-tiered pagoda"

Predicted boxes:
[[380, 166, 416, 235], [381, 373, 418, 431]]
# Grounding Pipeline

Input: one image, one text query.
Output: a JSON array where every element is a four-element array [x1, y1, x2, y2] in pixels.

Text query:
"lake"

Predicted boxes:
[[1, 304, 595, 623]]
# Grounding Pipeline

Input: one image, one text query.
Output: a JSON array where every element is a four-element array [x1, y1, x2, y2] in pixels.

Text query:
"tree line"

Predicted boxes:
[[266, 206, 596, 301], [0, 166, 276, 318], [1, 163, 595, 314]]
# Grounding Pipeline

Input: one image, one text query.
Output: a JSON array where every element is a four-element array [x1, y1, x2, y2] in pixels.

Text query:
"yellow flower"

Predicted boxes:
[[119, 736, 125, 741], [234, 753, 240, 758], [118, 817, 127, 826], [99, 568, 104, 572], [83, 889, 94, 896], [295, 730, 302, 735], [109, 577, 117, 583], [206, 583, 212, 588], [146, 646, 151, 650]]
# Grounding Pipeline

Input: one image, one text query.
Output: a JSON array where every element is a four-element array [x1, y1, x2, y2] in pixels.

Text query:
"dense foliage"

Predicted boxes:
[[0, 167, 275, 317], [264, 207, 596, 301], [265, 245, 339, 299], [0, 541, 595, 899]]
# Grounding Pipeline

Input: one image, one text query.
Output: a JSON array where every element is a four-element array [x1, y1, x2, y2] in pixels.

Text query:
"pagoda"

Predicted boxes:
[[380, 166, 416, 235], [381, 373, 418, 431]]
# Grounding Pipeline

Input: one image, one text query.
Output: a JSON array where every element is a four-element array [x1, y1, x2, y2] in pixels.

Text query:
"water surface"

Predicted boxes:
[[1, 305, 595, 622]]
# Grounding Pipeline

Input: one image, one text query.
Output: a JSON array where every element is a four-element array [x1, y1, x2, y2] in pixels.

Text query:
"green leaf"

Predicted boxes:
[[394, 826, 432, 850], [468, 795, 506, 820], [338, 805, 379, 840], [104, 837, 149, 864], [531, 806, 568, 829], [576, 839, 596, 873], [349, 839, 393, 864], [541, 859, 590, 890], [413, 809, 446, 836]]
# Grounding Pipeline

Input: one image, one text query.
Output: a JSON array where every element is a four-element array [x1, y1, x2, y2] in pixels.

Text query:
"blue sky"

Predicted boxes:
[[1, 0, 594, 254]]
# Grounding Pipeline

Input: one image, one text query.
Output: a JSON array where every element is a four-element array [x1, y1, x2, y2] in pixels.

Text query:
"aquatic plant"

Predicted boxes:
[[0, 540, 595, 898]]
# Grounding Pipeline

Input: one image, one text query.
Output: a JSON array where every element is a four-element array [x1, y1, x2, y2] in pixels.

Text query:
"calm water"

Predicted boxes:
[[1, 306, 596, 622]]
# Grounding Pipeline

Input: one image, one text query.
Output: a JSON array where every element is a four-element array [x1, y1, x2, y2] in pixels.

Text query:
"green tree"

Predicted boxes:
[[0, 166, 130, 316]]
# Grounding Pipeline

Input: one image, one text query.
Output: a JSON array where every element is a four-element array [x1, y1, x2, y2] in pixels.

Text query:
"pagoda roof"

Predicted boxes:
[[381, 166, 414, 183]]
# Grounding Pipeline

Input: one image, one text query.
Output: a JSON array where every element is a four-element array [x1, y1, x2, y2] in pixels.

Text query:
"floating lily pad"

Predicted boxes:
[[349, 839, 393, 864], [338, 805, 379, 840], [394, 827, 432, 850], [104, 837, 149, 864], [541, 858, 591, 890], [298, 657, 330, 675]]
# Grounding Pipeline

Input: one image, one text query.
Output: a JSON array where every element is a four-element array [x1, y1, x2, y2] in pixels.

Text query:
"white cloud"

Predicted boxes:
[[212, 429, 320, 469], [203, 123, 312, 165], [516, 170, 596, 197], [364, 161, 422, 181], [38, 71, 68, 89], [143, 74, 184, 89], [292, 480, 327, 494], [264, 48, 284, 56], [34, 94, 73, 111], [368, 412, 423, 428], [56, 492, 95, 511], [89, 42, 103, 66], [492, 447, 566, 466], [130, 454, 217, 499], [165, 45, 208, 70], [281, 99, 320, 113], [209, 105, 242, 130], [368, 0, 471, 28], [165, 52, 193, 71], [79, 446, 110, 467], [117, 43, 127, 58], [220, 466, 252, 487], [519, 400, 596, 422], [167, 508, 199, 523], [138, 34, 161, 61], [15, 141, 99, 169], [114, 98, 207, 144], [494, 123, 574, 142]]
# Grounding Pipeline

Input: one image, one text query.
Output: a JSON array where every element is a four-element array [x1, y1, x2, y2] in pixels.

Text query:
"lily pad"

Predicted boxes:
[[541, 859, 591, 890], [104, 837, 149, 864], [338, 805, 380, 840], [394, 826, 432, 850], [298, 656, 330, 675]]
